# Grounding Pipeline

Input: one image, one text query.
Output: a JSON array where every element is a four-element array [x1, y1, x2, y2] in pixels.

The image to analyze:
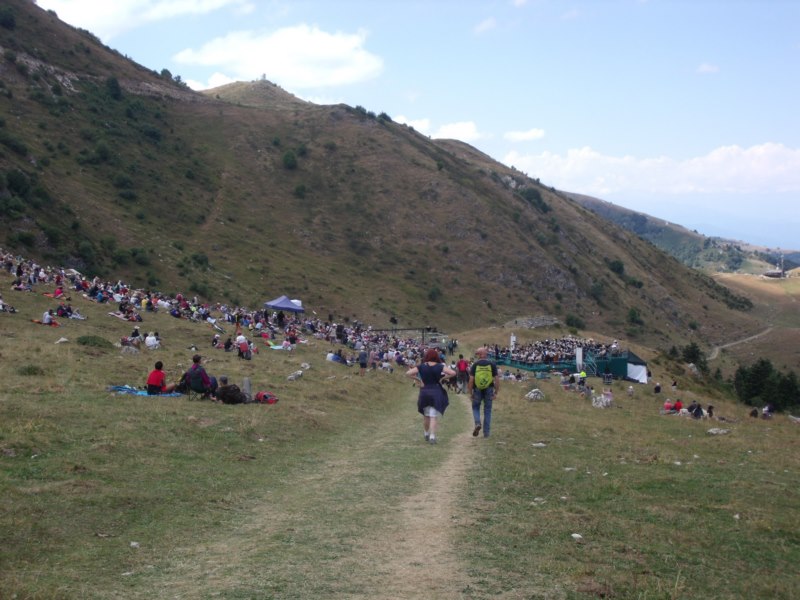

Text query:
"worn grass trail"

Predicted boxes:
[[119, 389, 477, 599]]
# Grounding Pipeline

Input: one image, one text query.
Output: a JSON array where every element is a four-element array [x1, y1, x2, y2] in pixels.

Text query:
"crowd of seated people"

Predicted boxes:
[[487, 336, 624, 367]]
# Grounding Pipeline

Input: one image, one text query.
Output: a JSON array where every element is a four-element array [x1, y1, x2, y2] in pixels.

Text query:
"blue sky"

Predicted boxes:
[[37, 0, 800, 249]]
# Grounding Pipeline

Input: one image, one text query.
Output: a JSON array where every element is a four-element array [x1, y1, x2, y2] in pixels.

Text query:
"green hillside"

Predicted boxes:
[[0, 0, 760, 350]]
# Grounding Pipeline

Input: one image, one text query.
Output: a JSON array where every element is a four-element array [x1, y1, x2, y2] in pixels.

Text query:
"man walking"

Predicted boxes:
[[468, 347, 499, 438]]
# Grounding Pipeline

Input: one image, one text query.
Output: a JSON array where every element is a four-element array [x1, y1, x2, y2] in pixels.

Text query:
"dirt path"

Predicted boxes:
[[709, 326, 774, 360], [137, 390, 478, 598], [359, 397, 478, 599]]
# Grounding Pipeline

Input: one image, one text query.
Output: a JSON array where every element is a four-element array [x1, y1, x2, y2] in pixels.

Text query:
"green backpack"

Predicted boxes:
[[474, 363, 494, 390]]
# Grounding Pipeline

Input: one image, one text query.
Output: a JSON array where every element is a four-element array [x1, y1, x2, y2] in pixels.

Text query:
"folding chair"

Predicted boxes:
[[178, 373, 204, 400]]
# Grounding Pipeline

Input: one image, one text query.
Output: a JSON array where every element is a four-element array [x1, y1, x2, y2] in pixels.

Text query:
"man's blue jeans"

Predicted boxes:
[[472, 387, 494, 437]]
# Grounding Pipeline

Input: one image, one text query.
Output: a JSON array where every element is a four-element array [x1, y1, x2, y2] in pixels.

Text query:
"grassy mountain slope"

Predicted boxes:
[[0, 0, 760, 351]]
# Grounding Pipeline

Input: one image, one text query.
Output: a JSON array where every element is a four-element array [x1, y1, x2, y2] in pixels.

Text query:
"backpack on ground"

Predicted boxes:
[[474, 363, 494, 390]]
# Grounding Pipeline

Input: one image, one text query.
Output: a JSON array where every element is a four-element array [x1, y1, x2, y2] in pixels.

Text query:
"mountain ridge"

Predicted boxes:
[[568, 194, 799, 273]]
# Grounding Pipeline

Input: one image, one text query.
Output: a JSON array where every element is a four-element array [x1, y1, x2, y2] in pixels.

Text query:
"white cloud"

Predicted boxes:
[[394, 115, 431, 134], [696, 62, 720, 74], [36, 0, 253, 41], [433, 121, 484, 143], [504, 127, 545, 142], [474, 17, 497, 35], [174, 25, 383, 89], [187, 71, 236, 90], [512, 0, 529, 6], [298, 93, 343, 105], [503, 143, 800, 196], [561, 9, 582, 20]]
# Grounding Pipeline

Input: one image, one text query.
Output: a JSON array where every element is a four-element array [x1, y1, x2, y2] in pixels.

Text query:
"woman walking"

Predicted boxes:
[[406, 348, 456, 444]]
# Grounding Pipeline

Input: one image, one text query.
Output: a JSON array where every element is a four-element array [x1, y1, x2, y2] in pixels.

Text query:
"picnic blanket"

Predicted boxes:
[[31, 319, 60, 327], [108, 385, 182, 397]]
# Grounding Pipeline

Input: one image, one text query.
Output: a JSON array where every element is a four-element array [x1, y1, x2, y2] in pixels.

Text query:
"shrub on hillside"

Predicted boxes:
[[608, 259, 625, 275], [627, 307, 644, 326], [681, 342, 708, 374], [77, 336, 114, 350], [283, 151, 297, 170], [0, 196, 26, 219], [113, 174, 134, 189], [0, 131, 28, 156], [0, 7, 16, 30], [8, 231, 35, 247], [519, 188, 550, 213], [6, 169, 31, 198], [191, 253, 209, 268], [130, 248, 150, 266], [565, 314, 585, 329], [18, 364, 44, 376], [189, 281, 211, 298]]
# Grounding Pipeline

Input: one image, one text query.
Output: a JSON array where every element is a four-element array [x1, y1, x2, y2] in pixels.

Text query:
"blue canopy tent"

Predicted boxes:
[[264, 295, 305, 313]]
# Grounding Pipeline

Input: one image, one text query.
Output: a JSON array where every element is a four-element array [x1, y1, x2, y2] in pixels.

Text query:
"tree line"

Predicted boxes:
[[733, 358, 799, 412]]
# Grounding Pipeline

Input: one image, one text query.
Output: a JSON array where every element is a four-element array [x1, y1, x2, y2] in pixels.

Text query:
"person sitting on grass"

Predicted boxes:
[[146, 361, 176, 395], [0, 294, 16, 313], [145, 331, 161, 350], [183, 354, 218, 398], [41, 309, 60, 327]]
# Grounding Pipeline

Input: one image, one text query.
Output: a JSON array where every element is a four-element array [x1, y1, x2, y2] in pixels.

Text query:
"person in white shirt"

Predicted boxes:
[[145, 332, 160, 350]]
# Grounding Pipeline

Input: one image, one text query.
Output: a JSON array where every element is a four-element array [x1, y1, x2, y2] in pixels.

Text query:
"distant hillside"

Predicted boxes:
[[568, 194, 797, 274], [0, 0, 762, 350]]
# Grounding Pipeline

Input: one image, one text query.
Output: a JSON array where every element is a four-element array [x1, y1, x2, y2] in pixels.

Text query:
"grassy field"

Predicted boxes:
[[711, 274, 800, 374], [1, 281, 799, 599]]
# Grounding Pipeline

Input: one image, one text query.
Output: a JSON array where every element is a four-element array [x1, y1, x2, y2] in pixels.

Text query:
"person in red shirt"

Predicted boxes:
[[455, 354, 470, 394], [146, 361, 176, 395]]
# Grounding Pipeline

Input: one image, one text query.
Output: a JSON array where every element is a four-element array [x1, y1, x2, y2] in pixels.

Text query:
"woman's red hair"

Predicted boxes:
[[423, 348, 441, 363]]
